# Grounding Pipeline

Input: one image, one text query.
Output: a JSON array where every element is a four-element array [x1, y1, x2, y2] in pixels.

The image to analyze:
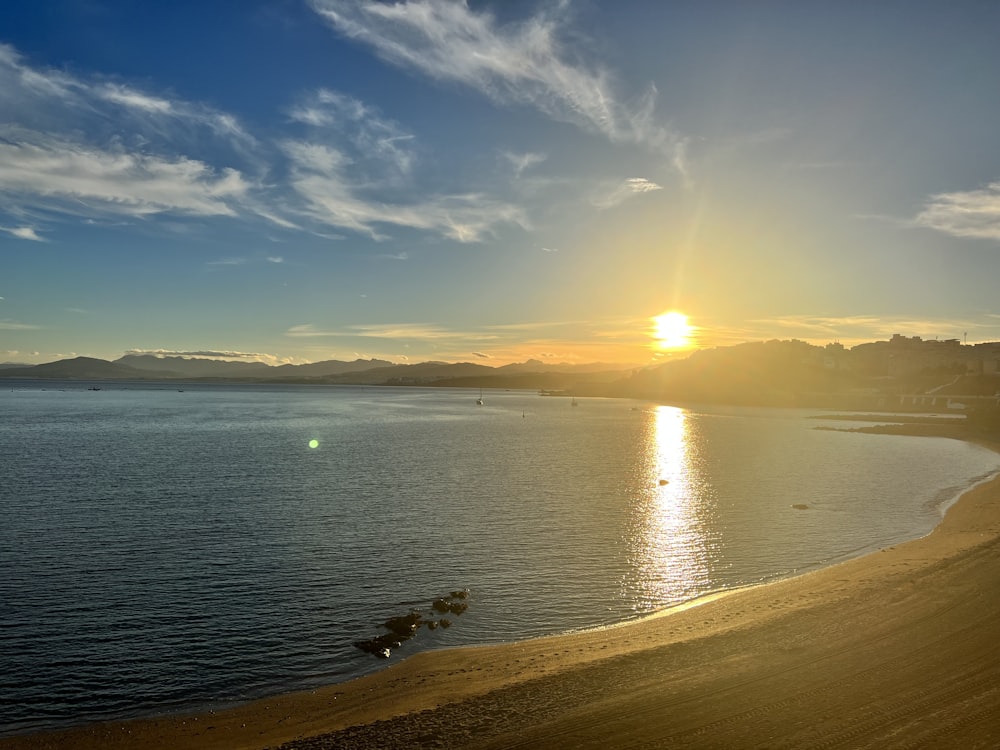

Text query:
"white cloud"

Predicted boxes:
[[0, 41, 529, 245], [286, 324, 332, 338], [0, 43, 75, 103], [282, 139, 526, 241], [0, 132, 249, 217], [124, 348, 297, 365], [0, 44, 256, 152], [288, 89, 416, 179], [1, 225, 44, 241], [0, 319, 41, 330], [282, 91, 528, 241], [591, 177, 663, 209], [350, 323, 458, 340], [286, 322, 492, 342], [266, 256, 285, 263], [307, 1, 685, 166], [0, 44, 272, 229], [96, 84, 174, 114], [503, 150, 547, 177], [914, 182, 1000, 241]]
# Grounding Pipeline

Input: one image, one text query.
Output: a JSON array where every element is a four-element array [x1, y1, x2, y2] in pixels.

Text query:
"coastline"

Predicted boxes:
[[6, 426, 1000, 749]]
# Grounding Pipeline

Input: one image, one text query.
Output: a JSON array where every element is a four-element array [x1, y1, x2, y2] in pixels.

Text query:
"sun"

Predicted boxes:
[[652, 311, 693, 350]]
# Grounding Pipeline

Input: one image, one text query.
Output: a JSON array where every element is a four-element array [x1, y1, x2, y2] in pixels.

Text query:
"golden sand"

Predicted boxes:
[[5, 433, 1000, 749]]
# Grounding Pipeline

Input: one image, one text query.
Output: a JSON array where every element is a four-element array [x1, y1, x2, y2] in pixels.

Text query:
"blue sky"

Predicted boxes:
[[3, 1, 1000, 366]]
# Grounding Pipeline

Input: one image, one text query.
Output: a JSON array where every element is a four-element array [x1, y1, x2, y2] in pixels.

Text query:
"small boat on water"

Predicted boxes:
[[571, 396, 578, 407], [476, 389, 484, 406]]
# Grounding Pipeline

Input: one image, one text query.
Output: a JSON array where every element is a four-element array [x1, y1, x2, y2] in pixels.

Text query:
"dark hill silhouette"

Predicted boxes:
[[116, 354, 394, 379], [117, 354, 271, 378], [318, 361, 495, 385], [0, 356, 174, 380], [612, 340, 855, 406], [0, 355, 626, 387], [269, 358, 394, 377]]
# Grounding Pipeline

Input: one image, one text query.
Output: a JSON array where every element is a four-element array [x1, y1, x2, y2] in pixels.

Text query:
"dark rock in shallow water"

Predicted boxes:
[[354, 633, 400, 657], [432, 597, 469, 615], [791, 503, 809, 510], [354, 589, 471, 658], [384, 611, 422, 636]]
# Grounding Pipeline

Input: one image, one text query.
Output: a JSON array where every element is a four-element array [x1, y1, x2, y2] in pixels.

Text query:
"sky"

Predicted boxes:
[[3, 1, 1000, 367]]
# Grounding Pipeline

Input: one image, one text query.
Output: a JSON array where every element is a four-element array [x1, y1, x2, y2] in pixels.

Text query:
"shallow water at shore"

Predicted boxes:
[[2, 382, 998, 735]]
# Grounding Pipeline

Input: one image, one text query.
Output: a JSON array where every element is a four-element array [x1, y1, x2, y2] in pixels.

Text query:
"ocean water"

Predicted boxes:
[[2, 382, 998, 736]]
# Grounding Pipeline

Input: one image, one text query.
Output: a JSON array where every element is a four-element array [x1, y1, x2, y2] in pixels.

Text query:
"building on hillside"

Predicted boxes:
[[968, 342, 1000, 375]]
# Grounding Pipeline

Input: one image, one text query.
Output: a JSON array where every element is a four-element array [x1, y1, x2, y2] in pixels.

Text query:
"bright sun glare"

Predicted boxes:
[[652, 311, 693, 350]]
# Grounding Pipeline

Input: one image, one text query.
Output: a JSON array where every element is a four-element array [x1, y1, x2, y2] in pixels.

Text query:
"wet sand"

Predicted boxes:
[[5, 430, 1000, 749]]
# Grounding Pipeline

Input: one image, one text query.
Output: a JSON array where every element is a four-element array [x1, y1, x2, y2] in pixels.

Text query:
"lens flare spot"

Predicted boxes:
[[308, 439, 320, 449]]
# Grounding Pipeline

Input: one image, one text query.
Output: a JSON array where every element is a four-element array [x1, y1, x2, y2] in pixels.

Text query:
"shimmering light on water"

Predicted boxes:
[[631, 406, 714, 607]]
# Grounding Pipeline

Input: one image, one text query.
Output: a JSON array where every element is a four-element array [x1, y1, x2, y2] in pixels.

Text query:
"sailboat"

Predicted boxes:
[[476, 389, 484, 406], [571, 396, 578, 406]]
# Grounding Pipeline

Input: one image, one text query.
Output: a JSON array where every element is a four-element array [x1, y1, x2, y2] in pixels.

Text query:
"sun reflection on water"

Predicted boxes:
[[627, 405, 715, 610]]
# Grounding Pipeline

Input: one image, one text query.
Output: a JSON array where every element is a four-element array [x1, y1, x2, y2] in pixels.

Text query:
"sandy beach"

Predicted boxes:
[[5, 431, 1000, 749]]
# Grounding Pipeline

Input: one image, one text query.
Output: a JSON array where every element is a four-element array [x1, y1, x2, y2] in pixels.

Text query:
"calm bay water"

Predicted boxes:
[[2, 382, 999, 735]]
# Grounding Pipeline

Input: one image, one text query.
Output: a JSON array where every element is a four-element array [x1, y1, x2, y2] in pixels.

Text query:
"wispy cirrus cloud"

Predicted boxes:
[[0, 44, 257, 154], [0, 45, 257, 223], [0, 319, 41, 330], [286, 322, 482, 341], [913, 182, 1000, 241], [0, 43, 522, 245], [591, 177, 663, 209], [288, 88, 416, 180], [206, 257, 247, 266], [307, 0, 686, 167], [0, 131, 250, 218], [282, 139, 526, 241], [503, 150, 547, 178], [281, 90, 528, 241]]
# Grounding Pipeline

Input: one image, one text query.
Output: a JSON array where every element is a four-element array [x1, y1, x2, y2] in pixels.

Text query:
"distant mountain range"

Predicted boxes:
[[7, 338, 1000, 411], [0, 354, 634, 392], [117, 354, 397, 379]]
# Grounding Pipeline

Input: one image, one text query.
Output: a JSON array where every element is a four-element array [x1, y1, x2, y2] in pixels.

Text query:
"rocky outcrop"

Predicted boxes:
[[354, 590, 470, 659]]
